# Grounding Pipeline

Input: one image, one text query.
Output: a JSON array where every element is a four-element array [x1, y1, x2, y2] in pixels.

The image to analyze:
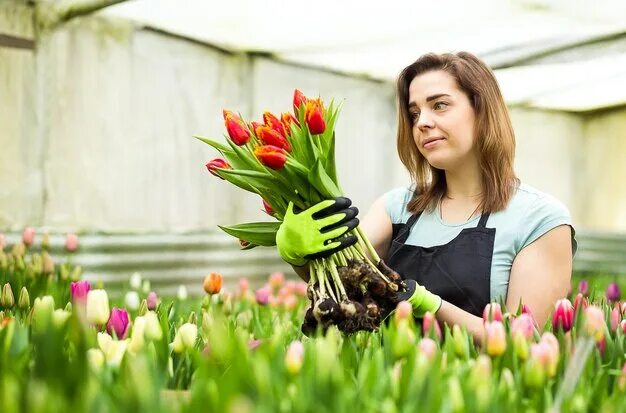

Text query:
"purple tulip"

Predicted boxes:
[[146, 291, 158, 310], [606, 282, 621, 303], [255, 286, 271, 305], [107, 308, 130, 339], [578, 280, 589, 297], [70, 281, 91, 303]]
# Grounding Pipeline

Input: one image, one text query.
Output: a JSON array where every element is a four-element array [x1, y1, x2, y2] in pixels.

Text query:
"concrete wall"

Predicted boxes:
[[1, 11, 625, 234]]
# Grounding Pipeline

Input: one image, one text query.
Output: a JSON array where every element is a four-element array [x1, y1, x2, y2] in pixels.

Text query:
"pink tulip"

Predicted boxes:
[[422, 311, 441, 340], [606, 282, 621, 303], [268, 272, 285, 290], [584, 305, 606, 342], [578, 280, 589, 297], [552, 298, 574, 332], [248, 339, 263, 351], [22, 227, 35, 247], [147, 291, 158, 310], [418, 337, 438, 360], [107, 308, 130, 339], [285, 340, 305, 375], [294, 282, 308, 297], [482, 303, 503, 323], [282, 295, 298, 311], [484, 321, 506, 357], [610, 305, 621, 332], [621, 319, 626, 334], [255, 286, 271, 305], [395, 301, 412, 323], [239, 278, 249, 293], [511, 313, 535, 340], [573, 293, 588, 314], [65, 233, 79, 252], [70, 281, 91, 303]]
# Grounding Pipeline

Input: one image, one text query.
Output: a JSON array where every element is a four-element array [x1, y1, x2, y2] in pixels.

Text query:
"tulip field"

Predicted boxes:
[[1, 231, 626, 413]]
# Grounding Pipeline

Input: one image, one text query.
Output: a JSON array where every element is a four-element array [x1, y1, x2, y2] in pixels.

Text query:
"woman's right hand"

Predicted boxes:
[[276, 197, 359, 266]]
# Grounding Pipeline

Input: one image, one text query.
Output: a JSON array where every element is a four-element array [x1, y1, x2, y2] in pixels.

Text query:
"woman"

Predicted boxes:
[[277, 51, 577, 342]]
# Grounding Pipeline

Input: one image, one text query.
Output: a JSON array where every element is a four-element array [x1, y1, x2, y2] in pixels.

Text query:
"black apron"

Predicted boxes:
[[386, 206, 495, 317]]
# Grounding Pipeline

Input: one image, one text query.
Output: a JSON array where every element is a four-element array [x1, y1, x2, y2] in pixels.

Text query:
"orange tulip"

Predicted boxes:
[[254, 145, 287, 169], [263, 112, 286, 137], [205, 158, 231, 179], [223, 110, 250, 145], [293, 89, 308, 114], [255, 125, 291, 151], [281, 112, 299, 136], [304, 99, 325, 134], [203, 272, 223, 295]]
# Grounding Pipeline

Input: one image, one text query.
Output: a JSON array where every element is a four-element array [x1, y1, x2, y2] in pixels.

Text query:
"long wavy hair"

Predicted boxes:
[[396, 51, 519, 214]]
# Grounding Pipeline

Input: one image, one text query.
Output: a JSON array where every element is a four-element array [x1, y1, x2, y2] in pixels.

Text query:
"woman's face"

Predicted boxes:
[[408, 70, 477, 171]]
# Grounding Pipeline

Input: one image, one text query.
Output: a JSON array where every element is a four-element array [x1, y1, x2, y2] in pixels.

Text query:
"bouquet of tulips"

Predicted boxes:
[[197, 90, 409, 334]]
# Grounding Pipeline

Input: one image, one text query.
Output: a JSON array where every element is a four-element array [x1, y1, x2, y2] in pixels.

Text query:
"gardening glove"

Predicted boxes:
[[395, 279, 442, 318], [276, 197, 359, 266]]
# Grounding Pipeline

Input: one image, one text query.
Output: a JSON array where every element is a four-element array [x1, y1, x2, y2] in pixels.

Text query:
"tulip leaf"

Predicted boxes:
[[218, 222, 281, 246], [309, 159, 342, 198], [193, 135, 231, 153], [218, 168, 274, 181]]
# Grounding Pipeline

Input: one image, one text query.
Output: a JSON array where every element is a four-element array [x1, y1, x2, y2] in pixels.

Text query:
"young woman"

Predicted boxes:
[[277, 51, 577, 342]]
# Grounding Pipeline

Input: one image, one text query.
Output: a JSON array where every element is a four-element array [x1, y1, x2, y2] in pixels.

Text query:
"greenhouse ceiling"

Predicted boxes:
[[103, 0, 626, 112]]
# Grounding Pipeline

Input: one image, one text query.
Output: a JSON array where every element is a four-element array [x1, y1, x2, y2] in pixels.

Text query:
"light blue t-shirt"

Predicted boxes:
[[383, 183, 577, 302]]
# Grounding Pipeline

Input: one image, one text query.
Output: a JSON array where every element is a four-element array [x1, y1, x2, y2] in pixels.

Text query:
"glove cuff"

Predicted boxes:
[[409, 285, 442, 318]]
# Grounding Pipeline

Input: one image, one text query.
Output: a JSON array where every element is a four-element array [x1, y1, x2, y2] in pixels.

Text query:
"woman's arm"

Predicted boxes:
[[505, 224, 573, 329]]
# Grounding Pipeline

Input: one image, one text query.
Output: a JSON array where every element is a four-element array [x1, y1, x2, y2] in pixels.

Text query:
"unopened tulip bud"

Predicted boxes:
[[269, 271, 285, 290], [513, 330, 529, 360], [540, 332, 559, 378], [524, 357, 545, 389], [482, 303, 503, 323], [138, 299, 148, 316], [621, 319, 626, 335], [143, 311, 163, 341], [69, 265, 82, 281], [172, 323, 198, 353], [422, 311, 441, 340], [484, 321, 506, 357], [70, 281, 90, 304], [146, 291, 158, 310], [128, 315, 145, 353], [452, 324, 469, 359], [584, 305, 606, 342], [107, 308, 130, 339], [511, 314, 535, 340], [64, 233, 78, 252], [395, 301, 412, 324], [124, 291, 140, 311], [203, 272, 223, 295], [32, 295, 55, 333], [129, 272, 142, 290], [86, 289, 110, 326], [285, 340, 304, 375], [578, 280, 589, 297], [18, 287, 30, 310], [552, 298, 574, 332], [41, 232, 50, 250], [304, 99, 325, 134], [470, 354, 492, 386], [52, 309, 71, 328], [573, 293, 588, 314], [87, 348, 105, 371], [22, 227, 35, 247], [42, 252, 54, 274], [141, 279, 151, 294], [293, 89, 308, 114], [255, 286, 271, 305], [1, 283, 14, 308], [393, 320, 416, 358], [606, 282, 621, 303], [611, 306, 621, 332], [177, 285, 188, 301], [417, 337, 437, 361]]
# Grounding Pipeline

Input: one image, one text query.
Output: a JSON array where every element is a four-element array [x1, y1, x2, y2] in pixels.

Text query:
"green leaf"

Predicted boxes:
[[308, 159, 342, 198], [193, 135, 231, 153], [218, 222, 281, 246], [218, 168, 274, 181]]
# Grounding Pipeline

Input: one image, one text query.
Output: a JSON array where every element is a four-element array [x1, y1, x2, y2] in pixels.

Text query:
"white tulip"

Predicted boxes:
[[86, 290, 110, 325]]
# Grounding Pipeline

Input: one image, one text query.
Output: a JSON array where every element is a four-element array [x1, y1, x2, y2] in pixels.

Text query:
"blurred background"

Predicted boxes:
[[1, 0, 625, 295]]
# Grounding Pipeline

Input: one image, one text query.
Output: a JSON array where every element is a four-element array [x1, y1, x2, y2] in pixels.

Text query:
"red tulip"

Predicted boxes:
[[250, 121, 263, 132], [254, 145, 287, 169], [304, 99, 325, 134], [551, 298, 574, 332], [206, 158, 231, 179], [293, 89, 308, 114], [262, 199, 274, 216], [223, 110, 250, 145], [573, 292, 588, 313], [255, 126, 291, 151], [263, 112, 286, 137], [282, 112, 299, 136], [482, 303, 503, 323]]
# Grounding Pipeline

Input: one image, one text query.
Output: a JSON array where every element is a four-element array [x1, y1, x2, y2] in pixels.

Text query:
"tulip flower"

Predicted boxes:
[[146, 291, 158, 310], [70, 280, 90, 304], [262, 199, 274, 216], [394, 301, 412, 324], [107, 308, 130, 339], [540, 332, 559, 378], [269, 271, 285, 290], [42, 252, 54, 274], [584, 305, 606, 342], [1, 283, 14, 309], [86, 289, 110, 326], [177, 285, 188, 301], [606, 282, 621, 303], [263, 112, 287, 137], [511, 314, 535, 341], [41, 232, 50, 250], [573, 292, 588, 313], [32, 296, 55, 333], [128, 315, 145, 353], [129, 272, 142, 290], [304, 99, 325, 134], [203, 272, 223, 295], [422, 311, 441, 341], [452, 324, 469, 359], [611, 305, 621, 332], [22, 227, 35, 247], [293, 89, 308, 114], [52, 309, 71, 328], [239, 278, 249, 293], [172, 323, 198, 353], [64, 233, 78, 252], [552, 298, 574, 332], [143, 311, 163, 341], [294, 282, 308, 297], [621, 319, 626, 335], [281, 112, 299, 135], [223, 110, 251, 145], [124, 291, 140, 311], [285, 340, 304, 375], [206, 158, 232, 179], [87, 348, 105, 372], [484, 321, 506, 357], [418, 337, 437, 361], [18, 287, 30, 310], [254, 145, 288, 169], [393, 320, 416, 357], [482, 302, 503, 323], [97, 332, 128, 368], [578, 280, 589, 297]]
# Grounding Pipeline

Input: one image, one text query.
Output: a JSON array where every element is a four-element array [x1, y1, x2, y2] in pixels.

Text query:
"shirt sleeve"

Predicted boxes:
[[516, 194, 578, 256], [383, 186, 414, 224]]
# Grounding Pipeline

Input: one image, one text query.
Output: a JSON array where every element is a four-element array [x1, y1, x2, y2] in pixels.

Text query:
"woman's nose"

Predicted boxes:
[[417, 111, 434, 130]]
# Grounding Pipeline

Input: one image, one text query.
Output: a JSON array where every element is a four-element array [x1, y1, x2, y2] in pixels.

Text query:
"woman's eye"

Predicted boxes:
[[410, 112, 419, 121], [434, 101, 448, 110]]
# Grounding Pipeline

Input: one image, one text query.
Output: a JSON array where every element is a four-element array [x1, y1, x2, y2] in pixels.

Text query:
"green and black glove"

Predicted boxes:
[[395, 279, 442, 317], [276, 197, 359, 266]]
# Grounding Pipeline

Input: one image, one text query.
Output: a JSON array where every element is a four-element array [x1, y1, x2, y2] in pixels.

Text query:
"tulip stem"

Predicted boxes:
[[355, 226, 380, 264], [327, 259, 347, 301]]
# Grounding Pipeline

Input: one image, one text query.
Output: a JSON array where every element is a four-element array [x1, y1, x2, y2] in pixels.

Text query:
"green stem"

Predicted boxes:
[[327, 259, 347, 301], [355, 226, 380, 264], [314, 260, 326, 298]]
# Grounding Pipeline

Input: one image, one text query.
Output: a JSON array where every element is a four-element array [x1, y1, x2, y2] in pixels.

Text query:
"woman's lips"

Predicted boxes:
[[423, 137, 445, 149]]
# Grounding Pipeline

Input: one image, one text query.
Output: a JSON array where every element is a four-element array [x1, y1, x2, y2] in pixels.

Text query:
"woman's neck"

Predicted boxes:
[[443, 160, 483, 200]]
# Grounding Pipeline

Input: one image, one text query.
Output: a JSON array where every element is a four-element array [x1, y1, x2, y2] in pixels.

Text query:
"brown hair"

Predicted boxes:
[[396, 51, 519, 214]]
